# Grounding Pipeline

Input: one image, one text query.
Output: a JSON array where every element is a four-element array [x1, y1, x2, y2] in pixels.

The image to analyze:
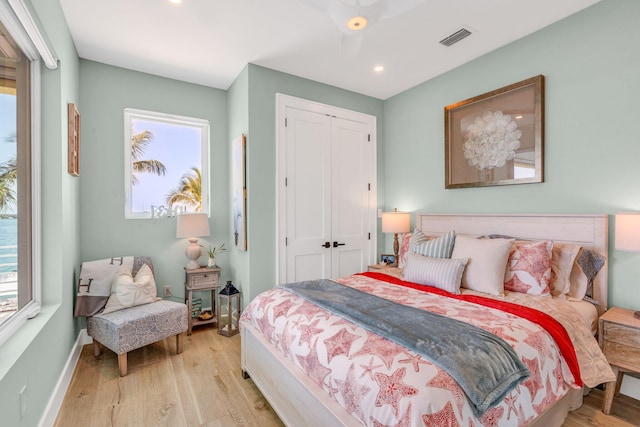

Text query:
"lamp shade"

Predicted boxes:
[[176, 213, 210, 238], [381, 211, 410, 234], [615, 212, 640, 252]]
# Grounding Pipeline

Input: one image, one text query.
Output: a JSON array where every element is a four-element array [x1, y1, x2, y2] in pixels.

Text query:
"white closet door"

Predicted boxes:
[[330, 117, 372, 278], [284, 107, 332, 282], [277, 94, 376, 284]]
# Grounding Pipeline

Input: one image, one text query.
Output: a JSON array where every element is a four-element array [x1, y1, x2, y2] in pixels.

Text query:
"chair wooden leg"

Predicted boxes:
[[118, 353, 128, 377], [176, 333, 184, 354], [93, 339, 101, 357]]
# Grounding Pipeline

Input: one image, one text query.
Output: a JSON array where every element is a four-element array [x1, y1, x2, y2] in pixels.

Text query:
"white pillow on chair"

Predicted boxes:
[[102, 264, 160, 314]]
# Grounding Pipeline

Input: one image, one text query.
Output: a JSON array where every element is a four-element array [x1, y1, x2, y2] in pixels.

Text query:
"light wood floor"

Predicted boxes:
[[55, 326, 640, 426]]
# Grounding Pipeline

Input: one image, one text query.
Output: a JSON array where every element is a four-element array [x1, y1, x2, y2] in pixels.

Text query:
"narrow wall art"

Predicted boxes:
[[232, 134, 247, 251]]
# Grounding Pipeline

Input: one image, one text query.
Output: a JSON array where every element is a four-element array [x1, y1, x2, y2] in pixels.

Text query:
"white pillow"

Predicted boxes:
[[102, 264, 159, 314], [451, 235, 514, 295], [404, 253, 468, 294]]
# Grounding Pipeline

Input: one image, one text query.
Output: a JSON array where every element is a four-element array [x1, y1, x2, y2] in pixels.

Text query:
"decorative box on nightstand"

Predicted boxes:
[[184, 266, 221, 335], [598, 307, 640, 414]]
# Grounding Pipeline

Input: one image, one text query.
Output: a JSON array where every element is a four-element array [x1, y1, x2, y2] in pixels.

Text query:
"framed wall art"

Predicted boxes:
[[232, 134, 247, 251], [68, 103, 80, 176], [444, 75, 544, 189]]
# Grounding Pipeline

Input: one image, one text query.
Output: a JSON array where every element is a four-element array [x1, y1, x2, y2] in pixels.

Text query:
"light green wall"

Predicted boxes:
[[241, 64, 384, 302], [78, 61, 229, 305], [384, 0, 640, 311], [0, 0, 81, 425], [226, 66, 250, 300]]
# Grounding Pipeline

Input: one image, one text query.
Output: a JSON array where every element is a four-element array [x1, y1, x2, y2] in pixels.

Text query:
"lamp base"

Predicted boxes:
[[634, 311, 640, 320], [185, 238, 202, 270]]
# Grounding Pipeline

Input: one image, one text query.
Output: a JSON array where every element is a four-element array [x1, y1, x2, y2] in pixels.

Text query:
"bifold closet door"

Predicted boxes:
[[284, 107, 372, 283], [285, 107, 333, 282]]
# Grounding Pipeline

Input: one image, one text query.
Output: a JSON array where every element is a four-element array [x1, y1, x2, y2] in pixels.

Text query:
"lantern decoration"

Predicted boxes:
[[217, 280, 241, 337]]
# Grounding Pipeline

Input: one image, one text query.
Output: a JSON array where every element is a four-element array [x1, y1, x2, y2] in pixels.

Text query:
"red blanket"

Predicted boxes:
[[360, 271, 583, 387]]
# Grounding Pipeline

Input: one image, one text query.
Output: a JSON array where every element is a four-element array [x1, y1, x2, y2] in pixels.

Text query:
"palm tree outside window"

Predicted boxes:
[[124, 109, 210, 219]]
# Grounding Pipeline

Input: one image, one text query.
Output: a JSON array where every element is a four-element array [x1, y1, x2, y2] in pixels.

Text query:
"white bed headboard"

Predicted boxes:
[[415, 213, 609, 315]]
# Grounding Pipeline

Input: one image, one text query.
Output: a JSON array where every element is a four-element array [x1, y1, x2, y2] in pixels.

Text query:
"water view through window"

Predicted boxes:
[[0, 22, 21, 325]]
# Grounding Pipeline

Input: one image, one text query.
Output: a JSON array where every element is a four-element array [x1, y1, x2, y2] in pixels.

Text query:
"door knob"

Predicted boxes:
[[333, 241, 346, 248], [321, 242, 331, 248]]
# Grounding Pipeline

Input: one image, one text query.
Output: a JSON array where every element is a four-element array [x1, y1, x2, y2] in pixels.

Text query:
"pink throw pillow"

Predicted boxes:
[[397, 232, 412, 268], [504, 240, 553, 296]]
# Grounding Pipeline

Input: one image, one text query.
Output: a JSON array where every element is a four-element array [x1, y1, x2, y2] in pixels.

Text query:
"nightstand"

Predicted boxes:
[[184, 266, 221, 335], [598, 307, 640, 414], [368, 264, 394, 272]]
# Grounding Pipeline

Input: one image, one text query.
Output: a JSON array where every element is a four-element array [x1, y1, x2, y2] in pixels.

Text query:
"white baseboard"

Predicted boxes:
[[621, 375, 640, 401], [38, 329, 91, 427]]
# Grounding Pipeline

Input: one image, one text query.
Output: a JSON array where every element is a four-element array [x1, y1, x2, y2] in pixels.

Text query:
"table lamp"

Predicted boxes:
[[615, 212, 640, 319], [176, 213, 210, 269], [381, 208, 411, 266]]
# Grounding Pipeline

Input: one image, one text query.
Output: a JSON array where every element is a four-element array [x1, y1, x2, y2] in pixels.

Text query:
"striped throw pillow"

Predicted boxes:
[[411, 229, 456, 258], [404, 253, 468, 294]]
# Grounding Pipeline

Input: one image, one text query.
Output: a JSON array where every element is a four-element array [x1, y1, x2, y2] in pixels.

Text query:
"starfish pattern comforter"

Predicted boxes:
[[240, 273, 614, 426]]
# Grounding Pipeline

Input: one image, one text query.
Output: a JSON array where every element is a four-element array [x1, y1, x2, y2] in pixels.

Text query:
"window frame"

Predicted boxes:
[[0, 0, 50, 346], [123, 108, 210, 219]]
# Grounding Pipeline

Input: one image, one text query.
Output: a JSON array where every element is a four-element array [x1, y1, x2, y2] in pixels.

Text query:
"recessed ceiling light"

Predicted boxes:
[[515, 115, 523, 119], [169, 0, 182, 4], [346, 16, 368, 31], [373, 65, 384, 73]]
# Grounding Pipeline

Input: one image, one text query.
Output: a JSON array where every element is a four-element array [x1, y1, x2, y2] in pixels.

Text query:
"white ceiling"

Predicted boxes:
[[59, 0, 601, 100]]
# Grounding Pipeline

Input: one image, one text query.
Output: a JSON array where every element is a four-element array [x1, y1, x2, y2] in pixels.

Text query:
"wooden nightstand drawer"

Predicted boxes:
[[189, 273, 220, 289], [603, 322, 640, 349], [602, 340, 640, 370]]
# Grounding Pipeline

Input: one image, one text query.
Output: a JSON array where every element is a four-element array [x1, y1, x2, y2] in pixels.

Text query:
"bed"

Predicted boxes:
[[240, 213, 615, 426]]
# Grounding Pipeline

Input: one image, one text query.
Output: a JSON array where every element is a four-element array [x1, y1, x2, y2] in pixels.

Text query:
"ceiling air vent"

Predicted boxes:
[[439, 28, 472, 47]]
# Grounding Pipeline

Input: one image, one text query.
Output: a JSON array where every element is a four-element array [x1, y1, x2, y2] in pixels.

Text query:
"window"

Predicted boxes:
[[124, 109, 210, 219], [0, 0, 52, 345]]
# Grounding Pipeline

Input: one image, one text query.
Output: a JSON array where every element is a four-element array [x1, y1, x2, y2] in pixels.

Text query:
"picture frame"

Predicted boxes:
[[380, 254, 395, 265], [68, 103, 80, 176], [444, 75, 544, 189], [232, 134, 247, 251]]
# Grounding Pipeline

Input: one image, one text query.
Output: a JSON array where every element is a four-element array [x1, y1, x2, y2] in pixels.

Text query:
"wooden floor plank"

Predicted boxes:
[[54, 326, 638, 427]]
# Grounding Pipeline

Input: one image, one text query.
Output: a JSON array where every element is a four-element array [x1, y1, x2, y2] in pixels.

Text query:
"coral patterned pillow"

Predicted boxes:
[[397, 232, 412, 268], [504, 240, 553, 296]]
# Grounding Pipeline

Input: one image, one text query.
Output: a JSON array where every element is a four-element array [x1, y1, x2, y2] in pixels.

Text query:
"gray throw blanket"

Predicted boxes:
[[280, 279, 529, 417]]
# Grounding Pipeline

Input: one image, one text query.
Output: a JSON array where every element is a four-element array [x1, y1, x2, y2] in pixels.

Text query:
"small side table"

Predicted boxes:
[[598, 307, 640, 414], [184, 266, 221, 335]]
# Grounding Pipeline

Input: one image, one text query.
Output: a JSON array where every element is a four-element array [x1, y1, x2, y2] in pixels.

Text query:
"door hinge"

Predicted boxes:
[[285, 237, 288, 246], [368, 134, 371, 142], [368, 183, 371, 191], [368, 233, 371, 240], [285, 177, 288, 186], [285, 117, 288, 127]]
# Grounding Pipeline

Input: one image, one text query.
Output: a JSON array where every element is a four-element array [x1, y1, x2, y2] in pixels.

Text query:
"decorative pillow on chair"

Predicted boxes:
[[452, 235, 514, 295], [404, 253, 468, 294], [411, 229, 456, 258], [102, 263, 160, 314], [504, 240, 553, 296]]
